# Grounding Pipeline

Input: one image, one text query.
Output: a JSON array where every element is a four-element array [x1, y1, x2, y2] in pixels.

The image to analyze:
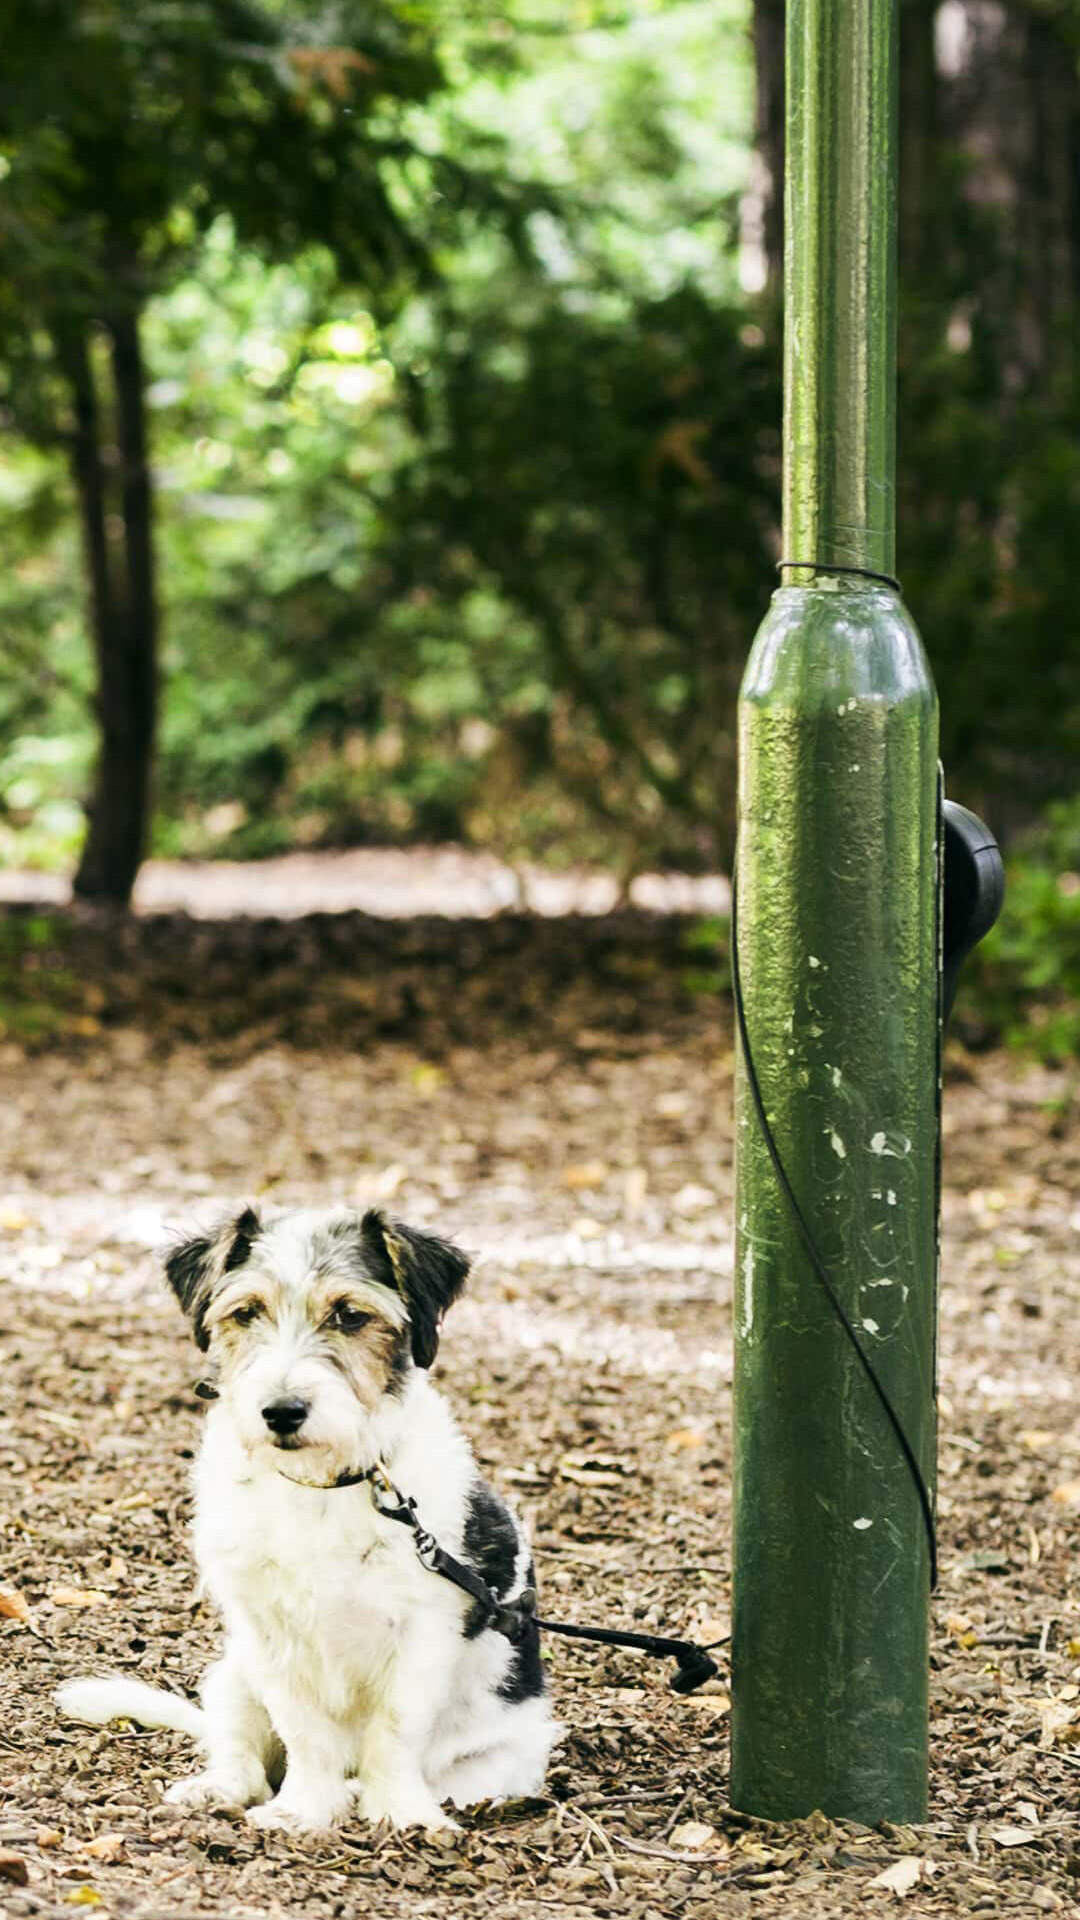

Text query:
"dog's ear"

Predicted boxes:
[[165, 1206, 261, 1351], [360, 1209, 470, 1370]]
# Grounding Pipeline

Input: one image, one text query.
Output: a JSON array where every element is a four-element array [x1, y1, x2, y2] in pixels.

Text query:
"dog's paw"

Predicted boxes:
[[247, 1792, 348, 1835], [356, 1781, 460, 1833], [166, 1769, 272, 1812]]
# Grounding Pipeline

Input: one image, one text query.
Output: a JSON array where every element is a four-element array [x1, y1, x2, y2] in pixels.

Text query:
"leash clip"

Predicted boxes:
[[412, 1526, 441, 1570], [367, 1460, 417, 1524]]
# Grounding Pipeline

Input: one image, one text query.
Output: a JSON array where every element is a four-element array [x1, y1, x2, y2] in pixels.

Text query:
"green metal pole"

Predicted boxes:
[[730, 0, 939, 1825]]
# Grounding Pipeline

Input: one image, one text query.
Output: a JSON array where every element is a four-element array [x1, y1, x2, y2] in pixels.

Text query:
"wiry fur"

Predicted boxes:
[[56, 1206, 559, 1833]]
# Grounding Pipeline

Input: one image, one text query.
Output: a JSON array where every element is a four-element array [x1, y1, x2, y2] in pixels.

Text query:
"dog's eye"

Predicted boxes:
[[328, 1302, 374, 1333], [230, 1302, 263, 1327]]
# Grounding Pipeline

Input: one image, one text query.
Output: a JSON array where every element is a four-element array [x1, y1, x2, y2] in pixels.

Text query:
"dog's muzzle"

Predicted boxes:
[[261, 1396, 309, 1441]]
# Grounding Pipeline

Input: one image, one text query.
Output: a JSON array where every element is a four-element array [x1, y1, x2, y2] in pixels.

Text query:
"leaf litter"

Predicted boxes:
[[0, 895, 1078, 1918]]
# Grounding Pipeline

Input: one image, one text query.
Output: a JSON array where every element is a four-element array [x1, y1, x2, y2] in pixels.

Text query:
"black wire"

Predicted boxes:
[[778, 560, 902, 592], [730, 879, 938, 1590]]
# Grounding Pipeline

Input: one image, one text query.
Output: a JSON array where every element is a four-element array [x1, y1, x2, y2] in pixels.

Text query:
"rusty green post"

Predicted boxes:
[[730, 0, 939, 1822]]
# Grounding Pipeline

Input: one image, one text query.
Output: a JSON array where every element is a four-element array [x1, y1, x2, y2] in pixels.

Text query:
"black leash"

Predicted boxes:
[[338, 1461, 724, 1695]]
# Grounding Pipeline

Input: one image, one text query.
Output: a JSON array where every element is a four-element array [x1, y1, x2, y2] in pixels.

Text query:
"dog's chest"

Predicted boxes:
[[197, 1469, 419, 1681]]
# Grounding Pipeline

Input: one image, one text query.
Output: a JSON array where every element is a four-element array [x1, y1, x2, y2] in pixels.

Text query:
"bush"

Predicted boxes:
[[963, 798, 1080, 1064]]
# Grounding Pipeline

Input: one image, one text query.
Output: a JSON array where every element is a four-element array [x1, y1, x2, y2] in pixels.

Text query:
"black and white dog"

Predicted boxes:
[[57, 1206, 559, 1833]]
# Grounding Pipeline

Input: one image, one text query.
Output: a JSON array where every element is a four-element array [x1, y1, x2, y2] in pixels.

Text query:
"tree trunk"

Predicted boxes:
[[57, 325, 117, 672], [1024, 8, 1075, 392], [72, 303, 158, 906], [749, 0, 785, 296], [899, 0, 939, 286]]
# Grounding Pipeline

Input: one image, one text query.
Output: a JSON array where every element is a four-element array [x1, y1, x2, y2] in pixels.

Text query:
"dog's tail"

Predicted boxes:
[[55, 1677, 205, 1741]]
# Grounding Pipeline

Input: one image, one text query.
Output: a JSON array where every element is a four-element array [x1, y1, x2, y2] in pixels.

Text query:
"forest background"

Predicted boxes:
[[0, 0, 1077, 1056]]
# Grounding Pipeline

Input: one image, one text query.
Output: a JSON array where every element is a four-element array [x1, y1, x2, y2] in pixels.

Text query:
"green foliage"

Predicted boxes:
[[0, 0, 1076, 915], [0, 912, 86, 1042], [680, 913, 732, 998], [964, 799, 1080, 1064], [0, 0, 760, 874]]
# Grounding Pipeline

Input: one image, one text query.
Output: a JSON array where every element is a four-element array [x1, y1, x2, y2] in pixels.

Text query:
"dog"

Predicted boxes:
[[56, 1205, 560, 1832]]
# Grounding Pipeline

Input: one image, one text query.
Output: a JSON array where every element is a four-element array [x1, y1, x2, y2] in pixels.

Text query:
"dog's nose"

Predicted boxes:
[[261, 1396, 309, 1437]]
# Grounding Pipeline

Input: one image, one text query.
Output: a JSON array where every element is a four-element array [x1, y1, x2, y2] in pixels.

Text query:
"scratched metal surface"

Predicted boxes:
[[731, 583, 939, 1822]]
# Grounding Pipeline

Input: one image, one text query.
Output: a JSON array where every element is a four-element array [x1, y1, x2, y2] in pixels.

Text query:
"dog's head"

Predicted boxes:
[[165, 1206, 469, 1480]]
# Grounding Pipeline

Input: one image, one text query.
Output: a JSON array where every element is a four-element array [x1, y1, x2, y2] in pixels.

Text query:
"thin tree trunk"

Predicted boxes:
[[751, 0, 785, 296], [1024, 9, 1075, 391], [899, 0, 938, 286], [57, 322, 117, 703], [72, 302, 158, 905]]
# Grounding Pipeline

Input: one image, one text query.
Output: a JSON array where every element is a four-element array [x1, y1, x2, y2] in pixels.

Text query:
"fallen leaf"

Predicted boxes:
[[558, 1450, 632, 1487], [0, 1205, 30, 1232], [502, 1465, 549, 1487], [65, 1889, 103, 1907], [666, 1428, 705, 1451], [692, 1612, 729, 1643], [409, 1063, 444, 1097], [36, 1830, 63, 1850], [669, 1821, 720, 1851], [83, 1835, 125, 1863], [0, 1853, 29, 1886], [734, 1838, 776, 1864], [990, 1825, 1038, 1847], [970, 1187, 1008, 1213], [560, 1161, 608, 1190], [1051, 1480, 1080, 1509], [672, 1182, 716, 1214], [624, 1167, 648, 1214], [49, 1588, 109, 1609], [38, 1409, 81, 1433], [866, 1855, 936, 1896], [370, 1163, 406, 1200], [1035, 1697, 1080, 1748], [0, 1588, 31, 1624], [945, 1612, 977, 1649]]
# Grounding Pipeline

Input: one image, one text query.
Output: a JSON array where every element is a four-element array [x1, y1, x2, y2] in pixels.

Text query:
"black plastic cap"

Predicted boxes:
[[943, 800, 1005, 1024]]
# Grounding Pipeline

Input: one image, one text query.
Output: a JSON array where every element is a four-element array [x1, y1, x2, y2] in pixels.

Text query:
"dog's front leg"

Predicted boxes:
[[245, 1688, 355, 1834], [165, 1655, 277, 1811], [353, 1632, 458, 1832]]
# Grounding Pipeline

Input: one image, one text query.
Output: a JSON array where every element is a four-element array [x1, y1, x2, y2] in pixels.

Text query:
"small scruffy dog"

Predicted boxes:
[[57, 1206, 559, 1832]]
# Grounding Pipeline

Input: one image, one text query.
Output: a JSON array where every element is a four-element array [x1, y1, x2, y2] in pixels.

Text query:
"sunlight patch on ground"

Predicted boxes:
[[0, 846, 730, 921]]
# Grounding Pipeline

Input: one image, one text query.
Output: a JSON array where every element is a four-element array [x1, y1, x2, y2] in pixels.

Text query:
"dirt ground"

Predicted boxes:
[[0, 892, 1078, 1919]]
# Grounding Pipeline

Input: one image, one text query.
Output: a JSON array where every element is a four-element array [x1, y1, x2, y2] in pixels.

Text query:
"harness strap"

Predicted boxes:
[[342, 1459, 723, 1694]]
